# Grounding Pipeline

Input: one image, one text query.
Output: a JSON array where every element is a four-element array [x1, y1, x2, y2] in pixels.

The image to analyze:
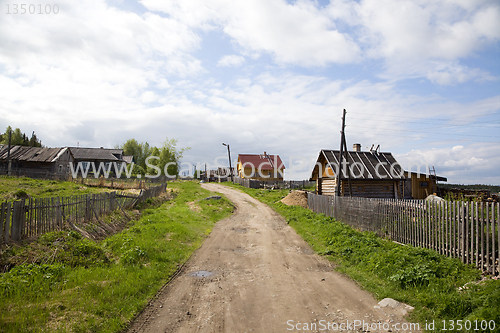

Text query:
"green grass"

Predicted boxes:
[[0, 180, 233, 333], [0, 176, 111, 201], [222, 182, 500, 332]]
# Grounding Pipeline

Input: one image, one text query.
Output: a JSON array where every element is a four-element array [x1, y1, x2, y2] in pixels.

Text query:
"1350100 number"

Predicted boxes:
[[6, 4, 59, 14]]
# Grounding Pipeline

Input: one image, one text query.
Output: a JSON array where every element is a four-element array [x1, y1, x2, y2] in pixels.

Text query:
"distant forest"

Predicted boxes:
[[0, 126, 42, 147], [439, 183, 500, 193]]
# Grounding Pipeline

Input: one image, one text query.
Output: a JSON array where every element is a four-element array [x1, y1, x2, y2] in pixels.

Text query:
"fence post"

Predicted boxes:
[[11, 201, 22, 241], [486, 202, 490, 272]]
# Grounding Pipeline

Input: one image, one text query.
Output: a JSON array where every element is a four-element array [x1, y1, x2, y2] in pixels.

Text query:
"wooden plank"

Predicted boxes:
[[11, 201, 21, 241], [497, 203, 500, 276], [5, 202, 11, 243], [440, 202, 444, 255], [475, 202, 479, 268], [492, 202, 496, 275], [486, 202, 490, 272], [20, 200, 26, 239], [0, 203, 6, 244], [459, 201, 463, 260], [465, 202, 470, 264], [481, 202, 484, 271]]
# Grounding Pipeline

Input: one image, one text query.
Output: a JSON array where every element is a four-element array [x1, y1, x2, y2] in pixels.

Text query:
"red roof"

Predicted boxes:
[[238, 154, 285, 170]]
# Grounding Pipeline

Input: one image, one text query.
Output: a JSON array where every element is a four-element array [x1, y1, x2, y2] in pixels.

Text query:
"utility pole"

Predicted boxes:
[[7, 129, 12, 176], [336, 109, 346, 196], [222, 143, 233, 182]]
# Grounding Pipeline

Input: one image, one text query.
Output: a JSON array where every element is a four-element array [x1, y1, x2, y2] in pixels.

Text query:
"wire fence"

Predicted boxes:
[[0, 183, 167, 245], [308, 193, 500, 276]]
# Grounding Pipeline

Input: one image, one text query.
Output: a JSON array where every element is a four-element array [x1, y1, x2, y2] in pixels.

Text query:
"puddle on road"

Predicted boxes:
[[189, 270, 215, 278]]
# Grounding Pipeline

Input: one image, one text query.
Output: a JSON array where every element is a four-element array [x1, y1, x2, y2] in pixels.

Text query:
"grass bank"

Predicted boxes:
[[0, 180, 233, 332], [223, 183, 500, 332], [0, 176, 111, 201]]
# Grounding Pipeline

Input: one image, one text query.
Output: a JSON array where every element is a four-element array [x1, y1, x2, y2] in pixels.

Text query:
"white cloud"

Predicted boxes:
[[396, 142, 500, 184], [217, 55, 245, 67], [142, 0, 361, 66], [327, 0, 500, 83], [140, 91, 159, 103], [425, 62, 496, 85]]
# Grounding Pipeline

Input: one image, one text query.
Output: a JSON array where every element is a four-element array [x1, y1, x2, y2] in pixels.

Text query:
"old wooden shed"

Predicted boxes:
[[310, 147, 405, 199]]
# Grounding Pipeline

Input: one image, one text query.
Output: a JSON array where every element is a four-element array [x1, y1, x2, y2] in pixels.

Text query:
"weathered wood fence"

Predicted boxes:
[[233, 177, 261, 189], [0, 183, 167, 245], [233, 177, 315, 190], [308, 193, 500, 275]]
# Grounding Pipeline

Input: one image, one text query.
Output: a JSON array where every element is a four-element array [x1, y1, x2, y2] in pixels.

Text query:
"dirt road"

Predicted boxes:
[[127, 184, 418, 333]]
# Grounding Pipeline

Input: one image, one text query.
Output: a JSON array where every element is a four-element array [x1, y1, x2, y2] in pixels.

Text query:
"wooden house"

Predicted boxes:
[[237, 152, 285, 181], [310, 146, 405, 198], [0, 145, 74, 177], [403, 171, 447, 199], [69, 147, 133, 176]]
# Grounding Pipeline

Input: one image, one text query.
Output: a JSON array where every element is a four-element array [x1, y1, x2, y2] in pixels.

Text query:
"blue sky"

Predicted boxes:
[[0, 0, 499, 184]]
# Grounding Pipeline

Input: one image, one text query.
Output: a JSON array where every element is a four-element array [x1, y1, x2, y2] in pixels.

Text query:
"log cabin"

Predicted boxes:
[[310, 144, 405, 199]]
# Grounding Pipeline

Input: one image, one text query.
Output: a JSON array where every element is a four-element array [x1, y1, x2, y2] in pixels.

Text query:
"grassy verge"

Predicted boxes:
[[0, 176, 112, 201], [222, 182, 500, 332], [0, 180, 233, 333]]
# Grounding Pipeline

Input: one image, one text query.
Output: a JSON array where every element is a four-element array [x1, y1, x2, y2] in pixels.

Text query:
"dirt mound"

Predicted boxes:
[[280, 190, 308, 208]]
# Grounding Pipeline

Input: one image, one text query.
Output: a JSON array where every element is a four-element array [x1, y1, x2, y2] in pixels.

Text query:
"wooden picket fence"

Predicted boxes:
[[308, 193, 500, 275], [0, 183, 167, 245]]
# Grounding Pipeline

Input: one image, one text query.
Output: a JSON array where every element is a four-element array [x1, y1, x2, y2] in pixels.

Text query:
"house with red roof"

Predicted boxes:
[[237, 152, 285, 181]]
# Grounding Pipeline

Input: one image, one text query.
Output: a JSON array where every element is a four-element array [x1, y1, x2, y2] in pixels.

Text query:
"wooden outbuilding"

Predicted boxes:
[[403, 171, 447, 199], [0, 144, 74, 177], [310, 148, 405, 199]]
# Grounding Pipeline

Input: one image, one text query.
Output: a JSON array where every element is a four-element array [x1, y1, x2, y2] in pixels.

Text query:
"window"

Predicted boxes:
[[66, 165, 70, 173], [58, 165, 63, 173], [420, 182, 428, 187]]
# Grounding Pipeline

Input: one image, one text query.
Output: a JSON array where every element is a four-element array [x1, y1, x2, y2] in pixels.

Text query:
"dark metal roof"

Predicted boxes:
[[314, 149, 405, 180], [69, 147, 123, 161], [0, 145, 70, 163]]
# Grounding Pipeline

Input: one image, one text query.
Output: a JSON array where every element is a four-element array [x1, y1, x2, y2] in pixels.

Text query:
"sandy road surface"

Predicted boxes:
[[127, 184, 418, 333]]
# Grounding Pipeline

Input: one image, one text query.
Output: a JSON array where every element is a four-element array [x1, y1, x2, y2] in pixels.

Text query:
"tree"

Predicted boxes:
[[157, 138, 190, 177], [1, 127, 42, 147], [118, 137, 190, 178], [146, 146, 161, 175]]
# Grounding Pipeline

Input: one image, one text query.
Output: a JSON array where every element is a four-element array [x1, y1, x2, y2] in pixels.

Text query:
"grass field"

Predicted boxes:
[[0, 176, 111, 201], [0, 180, 233, 333], [223, 183, 500, 333]]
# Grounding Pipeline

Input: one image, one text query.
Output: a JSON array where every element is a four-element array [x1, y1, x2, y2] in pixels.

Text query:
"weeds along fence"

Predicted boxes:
[[308, 193, 500, 276], [0, 183, 167, 245], [75, 176, 168, 189]]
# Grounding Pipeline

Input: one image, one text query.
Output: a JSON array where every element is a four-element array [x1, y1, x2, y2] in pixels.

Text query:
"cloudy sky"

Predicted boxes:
[[1, 0, 499, 184]]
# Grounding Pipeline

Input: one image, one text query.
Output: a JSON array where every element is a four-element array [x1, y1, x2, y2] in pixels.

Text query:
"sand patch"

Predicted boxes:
[[280, 190, 308, 209]]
